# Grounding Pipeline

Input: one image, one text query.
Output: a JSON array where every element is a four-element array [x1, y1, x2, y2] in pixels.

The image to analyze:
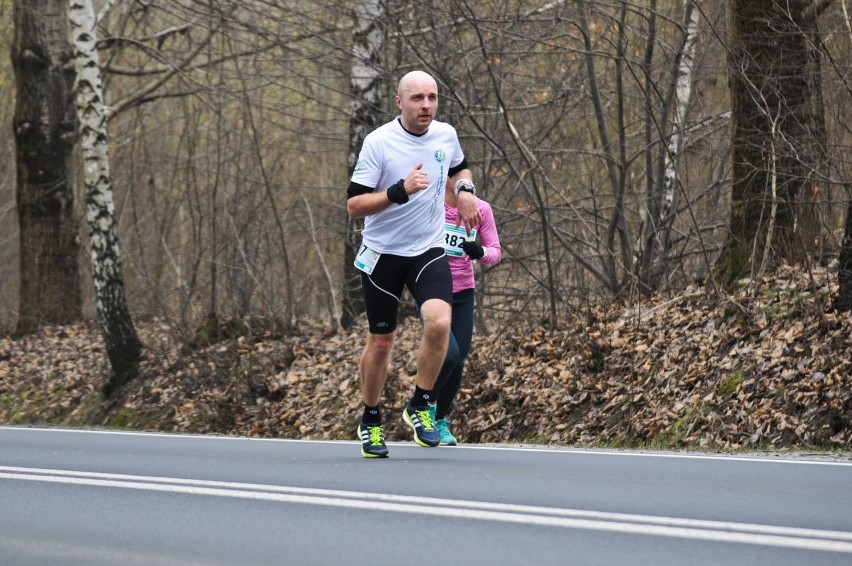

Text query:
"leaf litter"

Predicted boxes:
[[0, 263, 849, 456]]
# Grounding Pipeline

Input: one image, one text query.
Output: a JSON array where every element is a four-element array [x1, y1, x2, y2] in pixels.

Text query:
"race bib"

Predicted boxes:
[[354, 244, 381, 275], [444, 224, 477, 257]]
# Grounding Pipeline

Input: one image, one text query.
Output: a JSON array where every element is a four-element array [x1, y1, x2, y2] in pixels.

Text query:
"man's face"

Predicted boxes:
[[396, 77, 438, 134]]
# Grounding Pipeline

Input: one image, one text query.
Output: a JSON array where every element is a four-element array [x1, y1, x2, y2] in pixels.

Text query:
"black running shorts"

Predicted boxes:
[[360, 247, 452, 334]]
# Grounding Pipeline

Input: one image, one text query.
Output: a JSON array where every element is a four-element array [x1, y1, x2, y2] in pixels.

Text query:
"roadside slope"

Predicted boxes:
[[1, 264, 849, 453]]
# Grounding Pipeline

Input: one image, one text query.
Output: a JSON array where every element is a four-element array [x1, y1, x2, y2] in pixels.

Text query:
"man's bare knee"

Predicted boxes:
[[366, 332, 395, 358], [424, 317, 450, 341], [420, 299, 451, 340]]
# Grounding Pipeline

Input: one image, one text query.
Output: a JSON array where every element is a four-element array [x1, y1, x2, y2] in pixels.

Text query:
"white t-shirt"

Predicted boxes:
[[351, 117, 465, 256]]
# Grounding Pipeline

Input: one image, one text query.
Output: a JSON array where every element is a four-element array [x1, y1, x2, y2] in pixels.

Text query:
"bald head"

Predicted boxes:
[[397, 71, 438, 97], [395, 70, 439, 133]]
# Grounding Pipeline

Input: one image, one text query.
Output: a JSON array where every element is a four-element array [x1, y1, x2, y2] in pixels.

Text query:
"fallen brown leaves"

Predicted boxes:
[[0, 263, 850, 453]]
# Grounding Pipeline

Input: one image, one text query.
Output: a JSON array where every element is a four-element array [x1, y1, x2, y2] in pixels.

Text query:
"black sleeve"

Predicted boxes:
[[347, 181, 375, 199], [448, 157, 469, 178]]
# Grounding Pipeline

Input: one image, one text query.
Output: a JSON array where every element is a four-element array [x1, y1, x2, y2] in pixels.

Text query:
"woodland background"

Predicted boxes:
[[0, 0, 850, 451]]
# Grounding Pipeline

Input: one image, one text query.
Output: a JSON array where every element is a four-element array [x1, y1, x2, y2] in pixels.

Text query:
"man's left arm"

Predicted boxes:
[[448, 169, 482, 234]]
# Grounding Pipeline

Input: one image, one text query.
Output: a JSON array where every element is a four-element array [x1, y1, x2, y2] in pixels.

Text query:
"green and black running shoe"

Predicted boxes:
[[402, 403, 440, 447], [358, 420, 389, 458]]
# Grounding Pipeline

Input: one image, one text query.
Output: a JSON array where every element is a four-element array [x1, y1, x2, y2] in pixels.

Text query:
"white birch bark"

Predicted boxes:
[[69, 0, 141, 390], [660, 0, 700, 226], [342, 0, 385, 328], [95, 0, 118, 25], [635, 0, 701, 291], [348, 0, 385, 169], [843, 0, 852, 42]]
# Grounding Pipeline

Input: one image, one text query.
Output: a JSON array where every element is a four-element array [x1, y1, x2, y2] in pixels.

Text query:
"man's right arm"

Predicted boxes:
[[346, 182, 398, 220], [346, 163, 429, 219]]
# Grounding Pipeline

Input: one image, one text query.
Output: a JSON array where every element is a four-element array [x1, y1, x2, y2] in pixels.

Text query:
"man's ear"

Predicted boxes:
[[395, 96, 402, 110]]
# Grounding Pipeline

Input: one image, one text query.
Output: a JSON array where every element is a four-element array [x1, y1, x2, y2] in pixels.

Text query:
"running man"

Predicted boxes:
[[347, 70, 481, 458]]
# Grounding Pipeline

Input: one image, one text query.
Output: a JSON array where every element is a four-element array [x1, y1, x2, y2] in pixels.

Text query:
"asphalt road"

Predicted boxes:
[[1, 426, 851, 565]]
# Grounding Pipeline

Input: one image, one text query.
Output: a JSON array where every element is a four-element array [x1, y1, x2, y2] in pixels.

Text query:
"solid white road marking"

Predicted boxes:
[[3, 466, 852, 554]]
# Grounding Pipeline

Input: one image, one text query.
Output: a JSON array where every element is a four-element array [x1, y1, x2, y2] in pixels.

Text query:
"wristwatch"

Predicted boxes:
[[454, 179, 476, 197]]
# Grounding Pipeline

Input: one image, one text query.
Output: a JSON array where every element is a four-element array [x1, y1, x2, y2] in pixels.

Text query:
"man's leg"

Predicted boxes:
[[400, 297, 449, 448], [357, 331, 395, 459], [400, 248, 451, 447], [415, 297, 452, 391], [357, 258, 403, 458], [360, 331, 395, 407]]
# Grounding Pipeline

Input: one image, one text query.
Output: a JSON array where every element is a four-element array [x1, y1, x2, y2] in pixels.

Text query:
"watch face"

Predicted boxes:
[[454, 179, 475, 196]]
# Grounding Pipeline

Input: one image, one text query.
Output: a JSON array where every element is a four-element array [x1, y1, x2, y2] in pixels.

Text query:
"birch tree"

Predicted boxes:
[[635, 0, 701, 293], [69, 0, 142, 393], [341, 0, 387, 329], [12, 0, 82, 334]]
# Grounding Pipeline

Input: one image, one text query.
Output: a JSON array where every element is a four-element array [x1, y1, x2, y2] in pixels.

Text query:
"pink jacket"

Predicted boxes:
[[444, 198, 502, 293]]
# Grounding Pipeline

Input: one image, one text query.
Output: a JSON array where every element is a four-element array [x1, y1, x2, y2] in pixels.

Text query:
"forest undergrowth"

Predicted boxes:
[[1, 263, 850, 457]]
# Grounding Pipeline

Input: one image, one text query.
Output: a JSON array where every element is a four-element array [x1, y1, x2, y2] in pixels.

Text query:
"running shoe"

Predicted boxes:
[[358, 420, 389, 458], [436, 418, 458, 446], [402, 403, 440, 447]]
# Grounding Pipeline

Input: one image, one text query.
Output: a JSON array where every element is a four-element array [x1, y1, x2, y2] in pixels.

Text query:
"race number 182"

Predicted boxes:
[[443, 224, 476, 257]]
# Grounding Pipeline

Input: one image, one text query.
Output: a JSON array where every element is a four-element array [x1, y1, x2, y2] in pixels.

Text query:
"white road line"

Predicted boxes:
[[462, 445, 852, 466], [3, 426, 850, 466], [3, 466, 852, 554]]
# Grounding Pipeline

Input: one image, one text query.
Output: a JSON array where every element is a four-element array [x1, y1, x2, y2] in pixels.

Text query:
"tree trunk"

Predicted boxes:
[[637, 0, 700, 293], [835, 188, 852, 312], [341, 0, 386, 329], [722, 0, 826, 285], [69, 0, 142, 394], [12, 0, 82, 334]]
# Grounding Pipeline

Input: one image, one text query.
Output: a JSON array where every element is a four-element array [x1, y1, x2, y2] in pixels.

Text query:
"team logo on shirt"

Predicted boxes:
[[434, 149, 446, 163], [353, 160, 364, 172]]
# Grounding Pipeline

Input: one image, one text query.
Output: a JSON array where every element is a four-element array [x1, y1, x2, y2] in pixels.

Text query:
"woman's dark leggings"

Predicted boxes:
[[433, 288, 475, 419]]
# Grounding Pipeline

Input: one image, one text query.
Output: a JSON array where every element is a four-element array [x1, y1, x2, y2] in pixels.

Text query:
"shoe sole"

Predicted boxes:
[[439, 439, 457, 446], [361, 449, 388, 458], [402, 409, 439, 447]]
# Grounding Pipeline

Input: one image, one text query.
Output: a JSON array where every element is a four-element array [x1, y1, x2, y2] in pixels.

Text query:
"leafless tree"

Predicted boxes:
[[634, 0, 703, 294], [5, 0, 849, 341], [12, 0, 83, 334], [396, 0, 729, 320], [722, 0, 828, 286], [69, 0, 142, 392], [831, 0, 852, 311], [341, 0, 389, 329]]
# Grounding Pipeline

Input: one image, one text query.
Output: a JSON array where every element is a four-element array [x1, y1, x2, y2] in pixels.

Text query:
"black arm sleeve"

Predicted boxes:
[[347, 181, 374, 199], [448, 157, 469, 178]]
